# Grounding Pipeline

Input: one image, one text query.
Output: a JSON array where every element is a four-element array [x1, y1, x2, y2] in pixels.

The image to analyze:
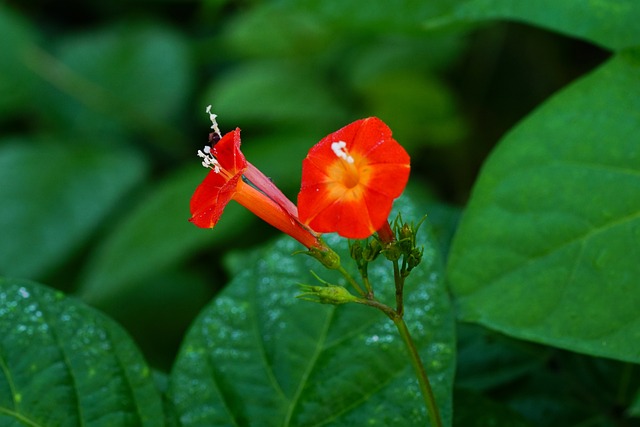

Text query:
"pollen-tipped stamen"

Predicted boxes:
[[205, 105, 222, 140], [197, 145, 221, 173]]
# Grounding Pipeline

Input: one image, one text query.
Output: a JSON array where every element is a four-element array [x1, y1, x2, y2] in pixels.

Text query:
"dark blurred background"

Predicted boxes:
[[0, 1, 608, 369]]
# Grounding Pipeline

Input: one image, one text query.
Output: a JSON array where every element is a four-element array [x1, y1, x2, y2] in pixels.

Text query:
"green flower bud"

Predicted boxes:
[[307, 245, 341, 270], [350, 241, 363, 262], [297, 284, 360, 305], [407, 247, 423, 271], [363, 239, 382, 262], [398, 223, 414, 253], [383, 243, 402, 261]]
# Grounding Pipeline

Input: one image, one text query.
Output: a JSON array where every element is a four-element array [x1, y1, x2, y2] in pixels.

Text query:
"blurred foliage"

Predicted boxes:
[[1, 0, 638, 426]]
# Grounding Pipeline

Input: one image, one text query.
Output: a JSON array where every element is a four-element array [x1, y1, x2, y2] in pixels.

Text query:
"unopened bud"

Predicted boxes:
[[383, 244, 402, 262], [407, 247, 423, 271], [350, 241, 363, 262], [307, 245, 341, 270], [363, 239, 382, 262], [297, 284, 359, 305], [399, 223, 414, 253]]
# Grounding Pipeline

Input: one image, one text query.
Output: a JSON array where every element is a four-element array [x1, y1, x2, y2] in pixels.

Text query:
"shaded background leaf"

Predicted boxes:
[[0, 277, 163, 426], [36, 22, 193, 152], [0, 139, 147, 281], [77, 166, 252, 305], [453, 389, 533, 427], [0, 5, 43, 117]]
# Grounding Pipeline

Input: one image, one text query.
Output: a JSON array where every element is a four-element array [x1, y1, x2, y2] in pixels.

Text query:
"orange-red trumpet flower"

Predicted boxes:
[[190, 120, 321, 250], [298, 117, 410, 239]]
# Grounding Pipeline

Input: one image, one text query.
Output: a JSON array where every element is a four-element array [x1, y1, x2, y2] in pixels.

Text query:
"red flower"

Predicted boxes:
[[297, 117, 410, 239], [190, 127, 321, 250]]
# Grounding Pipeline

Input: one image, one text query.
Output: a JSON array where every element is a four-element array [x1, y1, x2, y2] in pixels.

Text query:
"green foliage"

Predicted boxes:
[[0, 278, 163, 426], [447, 51, 640, 363], [0, 6, 41, 116], [77, 167, 253, 305], [43, 22, 193, 150], [428, 0, 640, 50], [167, 212, 455, 426], [1, 0, 639, 425], [0, 139, 147, 280]]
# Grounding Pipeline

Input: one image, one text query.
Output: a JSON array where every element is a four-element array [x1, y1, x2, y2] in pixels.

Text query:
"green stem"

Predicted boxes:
[[393, 317, 443, 427], [362, 275, 374, 298], [337, 266, 366, 297], [392, 260, 405, 316]]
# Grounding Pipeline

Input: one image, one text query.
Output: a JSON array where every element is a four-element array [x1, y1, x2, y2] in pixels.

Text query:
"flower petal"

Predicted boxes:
[[189, 128, 247, 228], [212, 128, 246, 174], [302, 186, 374, 238], [362, 162, 411, 198], [189, 171, 242, 228]]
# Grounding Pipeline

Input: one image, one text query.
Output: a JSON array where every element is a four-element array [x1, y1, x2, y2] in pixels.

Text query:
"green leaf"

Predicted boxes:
[[78, 166, 253, 304], [447, 51, 640, 363], [356, 69, 468, 148], [0, 278, 163, 426], [453, 389, 533, 427], [0, 5, 42, 117], [168, 196, 455, 426], [97, 269, 216, 370], [630, 389, 640, 417], [243, 1, 452, 35], [0, 139, 147, 280], [42, 22, 191, 150], [223, 7, 333, 57], [202, 61, 347, 134], [240, 133, 317, 192], [426, 0, 640, 51], [455, 324, 550, 391]]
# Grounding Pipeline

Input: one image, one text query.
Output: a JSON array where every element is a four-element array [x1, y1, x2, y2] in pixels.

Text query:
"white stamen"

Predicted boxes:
[[197, 145, 220, 173], [205, 105, 222, 139], [331, 140, 354, 164]]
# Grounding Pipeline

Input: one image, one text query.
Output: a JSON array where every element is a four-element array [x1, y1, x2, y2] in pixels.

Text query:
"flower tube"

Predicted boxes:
[[189, 125, 321, 250]]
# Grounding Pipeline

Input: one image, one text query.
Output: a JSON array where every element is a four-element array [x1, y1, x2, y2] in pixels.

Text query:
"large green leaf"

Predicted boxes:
[[168, 196, 455, 426], [78, 166, 253, 304], [426, 0, 640, 51], [236, 0, 451, 36], [0, 278, 163, 426], [447, 51, 640, 363], [0, 139, 147, 280], [41, 22, 191, 151], [202, 61, 348, 134]]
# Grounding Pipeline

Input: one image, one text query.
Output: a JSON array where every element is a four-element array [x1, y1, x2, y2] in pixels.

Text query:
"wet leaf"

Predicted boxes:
[[168, 195, 455, 426], [0, 278, 163, 426]]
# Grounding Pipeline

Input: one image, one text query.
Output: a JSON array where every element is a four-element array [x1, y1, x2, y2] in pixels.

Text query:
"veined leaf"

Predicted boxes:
[[0, 278, 163, 426], [168, 195, 455, 426], [447, 51, 640, 363]]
